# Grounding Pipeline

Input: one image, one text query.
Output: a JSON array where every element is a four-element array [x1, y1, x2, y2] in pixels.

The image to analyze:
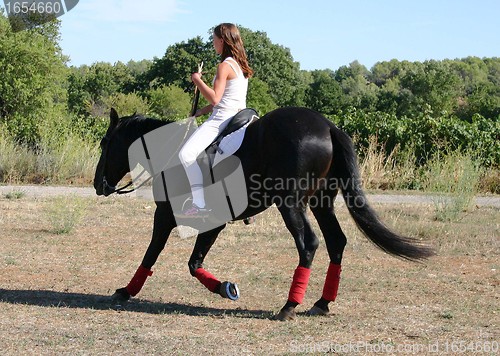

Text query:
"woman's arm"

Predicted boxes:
[[191, 62, 232, 106]]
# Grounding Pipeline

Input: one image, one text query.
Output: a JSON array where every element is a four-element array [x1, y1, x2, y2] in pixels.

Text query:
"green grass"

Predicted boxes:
[[44, 195, 89, 234], [4, 190, 26, 200]]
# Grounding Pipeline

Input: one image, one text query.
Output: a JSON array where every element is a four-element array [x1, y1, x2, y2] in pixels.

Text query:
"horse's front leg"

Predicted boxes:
[[187, 225, 239, 300], [113, 202, 176, 302]]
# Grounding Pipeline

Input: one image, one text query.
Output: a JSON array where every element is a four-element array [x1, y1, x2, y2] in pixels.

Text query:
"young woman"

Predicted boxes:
[[177, 23, 253, 218]]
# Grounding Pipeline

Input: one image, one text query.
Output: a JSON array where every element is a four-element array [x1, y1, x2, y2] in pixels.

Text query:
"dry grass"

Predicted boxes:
[[0, 194, 498, 354]]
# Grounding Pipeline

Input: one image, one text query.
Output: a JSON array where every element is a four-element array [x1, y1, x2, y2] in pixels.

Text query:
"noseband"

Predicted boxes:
[[102, 172, 151, 195]]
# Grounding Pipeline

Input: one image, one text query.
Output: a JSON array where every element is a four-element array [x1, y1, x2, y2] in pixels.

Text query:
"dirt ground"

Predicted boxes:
[[0, 189, 498, 354]]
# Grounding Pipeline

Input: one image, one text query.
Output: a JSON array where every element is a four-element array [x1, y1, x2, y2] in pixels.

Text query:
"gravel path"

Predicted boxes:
[[1, 185, 499, 208]]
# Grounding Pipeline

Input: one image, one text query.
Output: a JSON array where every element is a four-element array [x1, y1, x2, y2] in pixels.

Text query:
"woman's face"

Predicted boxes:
[[213, 33, 224, 55]]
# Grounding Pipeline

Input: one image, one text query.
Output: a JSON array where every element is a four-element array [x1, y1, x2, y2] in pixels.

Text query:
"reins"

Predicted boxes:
[[104, 61, 204, 196], [113, 169, 152, 195]]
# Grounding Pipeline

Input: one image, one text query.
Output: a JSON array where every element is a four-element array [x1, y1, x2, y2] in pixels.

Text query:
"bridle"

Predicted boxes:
[[100, 133, 153, 196], [101, 61, 203, 196], [102, 169, 152, 195]]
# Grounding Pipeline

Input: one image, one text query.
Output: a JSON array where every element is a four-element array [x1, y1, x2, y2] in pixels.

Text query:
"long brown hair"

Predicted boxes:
[[214, 23, 253, 78]]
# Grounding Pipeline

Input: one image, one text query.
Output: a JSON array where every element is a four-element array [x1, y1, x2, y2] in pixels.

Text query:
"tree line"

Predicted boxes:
[[0, 14, 498, 167]]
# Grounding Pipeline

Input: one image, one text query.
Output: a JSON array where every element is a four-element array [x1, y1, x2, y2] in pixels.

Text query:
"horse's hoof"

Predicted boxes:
[[111, 287, 130, 304], [272, 307, 296, 321], [307, 305, 330, 316], [220, 281, 240, 301]]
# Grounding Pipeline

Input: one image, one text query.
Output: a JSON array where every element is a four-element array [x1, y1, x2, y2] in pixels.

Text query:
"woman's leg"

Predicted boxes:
[[178, 117, 229, 208]]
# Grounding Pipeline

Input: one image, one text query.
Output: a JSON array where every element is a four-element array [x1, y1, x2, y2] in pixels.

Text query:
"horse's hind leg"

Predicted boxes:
[[274, 206, 319, 321], [187, 224, 239, 300], [309, 195, 347, 316]]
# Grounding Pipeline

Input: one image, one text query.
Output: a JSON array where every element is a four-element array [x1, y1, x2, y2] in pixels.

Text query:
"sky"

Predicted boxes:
[[58, 0, 500, 71]]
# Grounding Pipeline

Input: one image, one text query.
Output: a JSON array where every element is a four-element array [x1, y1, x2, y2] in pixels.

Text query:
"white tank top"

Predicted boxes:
[[213, 57, 248, 111]]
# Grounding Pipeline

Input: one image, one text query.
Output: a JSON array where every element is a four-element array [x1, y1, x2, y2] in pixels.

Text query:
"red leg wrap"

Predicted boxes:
[[194, 268, 221, 293], [322, 263, 341, 302], [126, 265, 153, 297], [288, 266, 311, 304]]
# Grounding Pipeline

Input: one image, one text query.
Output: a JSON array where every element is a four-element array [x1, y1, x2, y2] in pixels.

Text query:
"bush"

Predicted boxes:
[[331, 108, 499, 167], [45, 195, 89, 234], [101, 92, 150, 118], [0, 128, 38, 182], [421, 150, 483, 221], [147, 85, 191, 120], [0, 111, 100, 185], [357, 136, 419, 190]]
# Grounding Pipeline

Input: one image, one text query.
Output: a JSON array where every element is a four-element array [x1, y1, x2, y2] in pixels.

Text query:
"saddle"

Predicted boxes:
[[198, 108, 259, 181], [206, 108, 259, 156]]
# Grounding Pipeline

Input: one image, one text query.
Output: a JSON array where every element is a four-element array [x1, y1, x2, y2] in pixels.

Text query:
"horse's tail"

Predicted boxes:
[[329, 124, 434, 261]]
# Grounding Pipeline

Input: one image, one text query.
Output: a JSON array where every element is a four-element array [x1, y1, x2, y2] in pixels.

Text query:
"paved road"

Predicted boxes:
[[1, 185, 499, 208]]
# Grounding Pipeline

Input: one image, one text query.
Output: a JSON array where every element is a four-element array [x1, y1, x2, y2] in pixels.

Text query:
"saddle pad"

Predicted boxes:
[[212, 119, 253, 167]]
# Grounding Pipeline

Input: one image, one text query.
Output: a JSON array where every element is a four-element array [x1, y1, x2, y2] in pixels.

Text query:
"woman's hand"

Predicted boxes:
[[194, 105, 213, 117], [191, 61, 230, 106], [191, 72, 202, 82]]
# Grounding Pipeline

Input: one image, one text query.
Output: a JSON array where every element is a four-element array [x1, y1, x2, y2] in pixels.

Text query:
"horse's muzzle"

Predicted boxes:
[[96, 177, 116, 196]]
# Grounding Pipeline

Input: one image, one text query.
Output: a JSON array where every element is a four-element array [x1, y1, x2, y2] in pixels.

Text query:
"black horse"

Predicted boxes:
[[94, 107, 433, 320]]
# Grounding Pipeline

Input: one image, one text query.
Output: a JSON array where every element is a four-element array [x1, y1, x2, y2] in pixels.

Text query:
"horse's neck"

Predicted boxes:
[[123, 118, 170, 145], [138, 118, 169, 137], [124, 117, 189, 177]]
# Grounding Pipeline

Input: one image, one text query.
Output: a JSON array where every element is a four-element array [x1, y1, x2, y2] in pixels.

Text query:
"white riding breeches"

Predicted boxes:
[[178, 107, 239, 207]]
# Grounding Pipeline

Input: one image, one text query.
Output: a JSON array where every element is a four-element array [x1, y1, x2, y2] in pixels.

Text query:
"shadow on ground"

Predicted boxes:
[[0, 288, 273, 319]]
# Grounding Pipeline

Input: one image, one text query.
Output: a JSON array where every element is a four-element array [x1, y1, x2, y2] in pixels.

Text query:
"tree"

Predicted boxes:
[[147, 85, 191, 120], [399, 60, 462, 116], [334, 61, 378, 112], [240, 27, 306, 106], [371, 60, 418, 115], [445, 57, 500, 120], [146, 36, 217, 92], [122, 59, 153, 93], [67, 62, 137, 117], [0, 13, 67, 144], [247, 78, 277, 115], [103, 92, 150, 118], [305, 70, 343, 115], [145, 27, 308, 108]]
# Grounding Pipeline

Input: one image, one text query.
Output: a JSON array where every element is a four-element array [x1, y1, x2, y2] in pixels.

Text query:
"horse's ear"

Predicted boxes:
[[110, 108, 119, 128]]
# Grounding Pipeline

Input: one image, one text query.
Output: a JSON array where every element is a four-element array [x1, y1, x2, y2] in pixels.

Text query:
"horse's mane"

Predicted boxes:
[[116, 114, 173, 136]]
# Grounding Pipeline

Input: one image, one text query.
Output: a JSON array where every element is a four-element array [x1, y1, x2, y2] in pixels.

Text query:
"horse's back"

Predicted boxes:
[[258, 106, 333, 150], [238, 107, 335, 179], [260, 106, 331, 130]]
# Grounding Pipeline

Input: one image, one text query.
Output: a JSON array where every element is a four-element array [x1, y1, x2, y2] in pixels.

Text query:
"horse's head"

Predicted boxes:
[[94, 108, 132, 196]]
